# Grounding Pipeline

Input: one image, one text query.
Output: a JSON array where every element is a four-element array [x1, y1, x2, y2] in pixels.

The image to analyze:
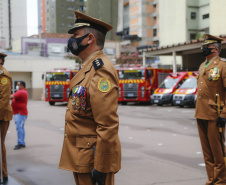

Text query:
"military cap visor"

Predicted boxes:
[[0, 53, 7, 58], [68, 11, 112, 35], [202, 33, 224, 45]]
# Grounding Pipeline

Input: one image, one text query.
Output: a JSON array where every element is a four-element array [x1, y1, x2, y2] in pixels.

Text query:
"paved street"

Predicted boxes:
[[5, 101, 207, 185]]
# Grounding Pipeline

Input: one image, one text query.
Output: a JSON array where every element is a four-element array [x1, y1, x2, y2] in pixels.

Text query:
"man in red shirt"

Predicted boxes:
[[10, 81, 28, 150]]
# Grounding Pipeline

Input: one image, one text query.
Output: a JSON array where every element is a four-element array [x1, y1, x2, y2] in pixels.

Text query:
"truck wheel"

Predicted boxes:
[[179, 105, 184, 108], [157, 103, 163, 106], [49, 101, 55, 106], [122, 102, 127, 105]]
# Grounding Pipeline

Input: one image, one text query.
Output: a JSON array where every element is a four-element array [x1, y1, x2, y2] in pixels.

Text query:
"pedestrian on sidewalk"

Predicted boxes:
[[0, 52, 13, 183], [10, 81, 28, 150]]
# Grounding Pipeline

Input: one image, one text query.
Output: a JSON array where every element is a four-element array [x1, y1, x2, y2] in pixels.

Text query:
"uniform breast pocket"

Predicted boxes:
[[68, 98, 86, 117], [75, 136, 97, 166]]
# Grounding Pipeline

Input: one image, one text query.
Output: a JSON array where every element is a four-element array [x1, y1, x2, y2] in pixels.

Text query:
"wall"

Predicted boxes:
[[159, 0, 187, 46], [4, 55, 76, 100], [209, 0, 226, 35]]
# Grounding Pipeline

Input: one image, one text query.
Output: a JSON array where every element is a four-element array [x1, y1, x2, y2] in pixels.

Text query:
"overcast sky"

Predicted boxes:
[[27, 0, 38, 36]]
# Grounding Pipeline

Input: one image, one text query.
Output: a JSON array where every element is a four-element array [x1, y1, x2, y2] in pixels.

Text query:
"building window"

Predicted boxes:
[[203, 14, 209, 19], [191, 12, 196, 19], [67, 6, 74, 10], [153, 29, 157, 37], [153, 16, 157, 24], [67, 15, 74, 19], [190, 33, 196, 40], [79, 6, 84, 11], [153, 4, 156, 9], [153, 41, 159, 47], [68, 23, 74, 27]]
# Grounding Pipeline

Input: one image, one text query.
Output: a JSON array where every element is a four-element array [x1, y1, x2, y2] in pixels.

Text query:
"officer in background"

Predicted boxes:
[[196, 34, 226, 185], [59, 11, 121, 185], [0, 53, 13, 183]]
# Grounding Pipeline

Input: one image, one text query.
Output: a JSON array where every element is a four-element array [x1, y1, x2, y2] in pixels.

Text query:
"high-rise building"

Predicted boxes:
[[0, 0, 27, 49], [43, 0, 85, 34], [117, 0, 159, 48], [85, 0, 118, 41], [159, 0, 210, 47]]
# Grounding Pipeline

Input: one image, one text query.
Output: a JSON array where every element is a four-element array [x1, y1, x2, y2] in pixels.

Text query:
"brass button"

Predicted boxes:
[[64, 134, 67, 138], [66, 107, 68, 111], [201, 82, 203, 84], [199, 89, 201, 91], [214, 61, 216, 64], [87, 142, 90, 146], [199, 96, 201, 99]]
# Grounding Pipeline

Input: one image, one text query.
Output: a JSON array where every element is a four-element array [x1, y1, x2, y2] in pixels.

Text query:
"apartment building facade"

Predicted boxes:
[[0, 0, 27, 49], [117, 0, 159, 48], [43, 0, 85, 34]]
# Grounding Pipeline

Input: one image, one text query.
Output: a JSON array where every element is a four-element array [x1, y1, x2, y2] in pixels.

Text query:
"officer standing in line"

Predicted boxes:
[[196, 34, 226, 185], [0, 53, 13, 183], [59, 11, 121, 185]]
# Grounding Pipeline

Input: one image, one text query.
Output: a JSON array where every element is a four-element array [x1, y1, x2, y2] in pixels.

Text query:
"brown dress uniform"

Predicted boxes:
[[0, 63, 13, 178], [196, 35, 226, 184], [59, 50, 121, 185]]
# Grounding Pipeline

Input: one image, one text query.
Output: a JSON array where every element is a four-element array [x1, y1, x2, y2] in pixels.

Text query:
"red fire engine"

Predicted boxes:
[[45, 68, 78, 105], [117, 67, 172, 104]]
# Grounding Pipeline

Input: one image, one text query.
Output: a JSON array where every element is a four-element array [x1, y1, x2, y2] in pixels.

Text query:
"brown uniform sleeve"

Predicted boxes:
[[220, 63, 226, 118], [0, 76, 11, 110], [89, 67, 119, 173]]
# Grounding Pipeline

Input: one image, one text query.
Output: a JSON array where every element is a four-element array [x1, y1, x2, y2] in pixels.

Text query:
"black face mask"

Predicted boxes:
[[67, 34, 90, 56], [202, 46, 215, 57]]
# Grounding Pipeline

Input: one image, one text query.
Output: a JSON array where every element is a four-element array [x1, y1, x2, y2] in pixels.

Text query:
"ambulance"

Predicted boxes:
[[151, 72, 190, 106], [172, 72, 198, 107], [117, 67, 172, 104], [45, 68, 78, 105]]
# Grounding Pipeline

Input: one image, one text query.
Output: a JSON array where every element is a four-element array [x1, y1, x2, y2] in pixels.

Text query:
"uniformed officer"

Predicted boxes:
[[59, 11, 121, 185], [196, 34, 226, 185], [0, 53, 13, 183]]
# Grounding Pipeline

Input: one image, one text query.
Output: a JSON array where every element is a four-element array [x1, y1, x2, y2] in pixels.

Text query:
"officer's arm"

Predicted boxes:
[[90, 67, 119, 173], [220, 64, 226, 118], [0, 78, 11, 110]]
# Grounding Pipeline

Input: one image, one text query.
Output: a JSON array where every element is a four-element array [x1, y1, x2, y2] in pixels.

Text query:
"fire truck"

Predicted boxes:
[[172, 71, 198, 107], [45, 68, 78, 105], [151, 71, 190, 106], [117, 67, 172, 104]]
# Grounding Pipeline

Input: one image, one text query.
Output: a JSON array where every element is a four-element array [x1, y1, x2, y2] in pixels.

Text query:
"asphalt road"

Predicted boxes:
[[5, 101, 208, 185]]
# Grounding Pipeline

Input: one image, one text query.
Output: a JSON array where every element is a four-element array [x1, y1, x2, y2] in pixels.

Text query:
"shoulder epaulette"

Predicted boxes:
[[93, 58, 104, 70], [0, 70, 3, 75], [220, 58, 226, 61]]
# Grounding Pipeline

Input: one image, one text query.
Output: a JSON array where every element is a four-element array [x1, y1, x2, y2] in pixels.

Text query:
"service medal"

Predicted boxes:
[[72, 96, 76, 109], [75, 97, 80, 109]]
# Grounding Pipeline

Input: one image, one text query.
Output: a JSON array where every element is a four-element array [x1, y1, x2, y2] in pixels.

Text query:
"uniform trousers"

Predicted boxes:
[[0, 121, 9, 178], [197, 119, 226, 185], [73, 172, 114, 185]]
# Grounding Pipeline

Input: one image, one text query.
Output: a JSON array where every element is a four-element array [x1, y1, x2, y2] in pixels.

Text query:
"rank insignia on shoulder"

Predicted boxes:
[[0, 70, 3, 75], [98, 78, 111, 93], [93, 58, 104, 70]]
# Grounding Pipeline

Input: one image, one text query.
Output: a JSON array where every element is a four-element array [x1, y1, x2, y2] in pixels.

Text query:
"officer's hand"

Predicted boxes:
[[91, 168, 106, 185], [217, 116, 226, 127]]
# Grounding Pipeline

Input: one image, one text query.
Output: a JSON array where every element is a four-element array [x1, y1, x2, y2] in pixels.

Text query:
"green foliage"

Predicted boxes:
[[64, 54, 79, 63], [116, 52, 142, 66], [196, 32, 204, 40]]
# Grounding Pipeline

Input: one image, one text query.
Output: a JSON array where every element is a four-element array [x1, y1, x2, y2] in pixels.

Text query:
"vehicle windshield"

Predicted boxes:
[[118, 70, 145, 79], [46, 72, 70, 81], [159, 78, 179, 89], [180, 77, 197, 89]]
